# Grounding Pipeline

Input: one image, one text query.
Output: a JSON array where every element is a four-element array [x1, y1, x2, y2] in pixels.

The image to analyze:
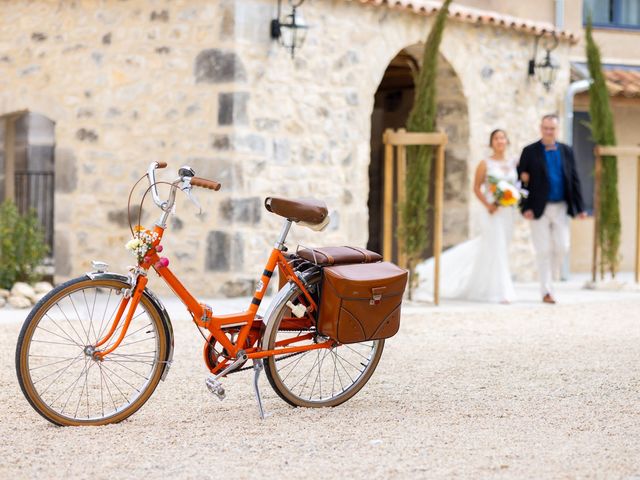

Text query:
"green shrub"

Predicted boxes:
[[0, 200, 49, 289]]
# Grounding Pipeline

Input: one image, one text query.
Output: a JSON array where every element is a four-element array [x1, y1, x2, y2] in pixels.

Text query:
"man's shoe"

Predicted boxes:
[[542, 294, 556, 304]]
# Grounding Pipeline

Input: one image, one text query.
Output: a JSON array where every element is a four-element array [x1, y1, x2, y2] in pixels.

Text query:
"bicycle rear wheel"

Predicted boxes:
[[15, 276, 168, 426], [263, 280, 384, 408]]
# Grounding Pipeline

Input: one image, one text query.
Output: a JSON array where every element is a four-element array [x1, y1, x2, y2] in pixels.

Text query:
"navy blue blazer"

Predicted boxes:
[[517, 141, 585, 219]]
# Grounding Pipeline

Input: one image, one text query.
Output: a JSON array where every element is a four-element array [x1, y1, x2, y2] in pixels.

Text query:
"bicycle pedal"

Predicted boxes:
[[205, 375, 226, 400]]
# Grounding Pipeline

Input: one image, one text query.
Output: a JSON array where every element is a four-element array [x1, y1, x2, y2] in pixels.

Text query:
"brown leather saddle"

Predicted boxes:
[[264, 197, 328, 225]]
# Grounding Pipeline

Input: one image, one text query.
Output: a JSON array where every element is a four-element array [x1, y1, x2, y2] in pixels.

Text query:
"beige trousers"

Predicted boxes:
[[530, 202, 571, 296]]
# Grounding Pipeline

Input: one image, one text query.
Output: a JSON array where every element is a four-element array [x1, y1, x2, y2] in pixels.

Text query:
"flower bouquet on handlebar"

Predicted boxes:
[[15, 161, 407, 426]]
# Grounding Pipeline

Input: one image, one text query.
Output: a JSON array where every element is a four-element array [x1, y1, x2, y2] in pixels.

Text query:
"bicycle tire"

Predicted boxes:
[[263, 278, 384, 408], [15, 276, 169, 426]]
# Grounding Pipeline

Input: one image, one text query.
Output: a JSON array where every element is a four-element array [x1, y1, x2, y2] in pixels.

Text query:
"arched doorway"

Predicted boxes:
[[368, 48, 470, 259]]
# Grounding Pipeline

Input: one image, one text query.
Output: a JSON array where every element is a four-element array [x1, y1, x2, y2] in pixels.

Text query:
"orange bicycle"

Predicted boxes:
[[15, 162, 390, 426]]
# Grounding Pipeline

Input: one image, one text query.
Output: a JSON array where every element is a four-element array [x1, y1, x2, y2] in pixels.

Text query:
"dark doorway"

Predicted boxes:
[[0, 112, 55, 257], [367, 51, 416, 256], [572, 110, 595, 213]]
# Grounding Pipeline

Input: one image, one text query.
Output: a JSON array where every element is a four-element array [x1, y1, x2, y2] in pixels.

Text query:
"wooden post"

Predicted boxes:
[[379, 128, 448, 303], [433, 142, 446, 305], [396, 142, 407, 269], [636, 154, 640, 283], [382, 130, 394, 262], [592, 148, 602, 282]]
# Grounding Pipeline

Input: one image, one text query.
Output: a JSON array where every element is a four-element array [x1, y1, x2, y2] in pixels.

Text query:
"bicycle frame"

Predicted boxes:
[[93, 222, 333, 373]]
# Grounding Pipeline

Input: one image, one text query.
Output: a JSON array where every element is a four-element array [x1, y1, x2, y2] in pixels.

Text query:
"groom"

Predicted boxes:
[[518, 114, 586, 304]]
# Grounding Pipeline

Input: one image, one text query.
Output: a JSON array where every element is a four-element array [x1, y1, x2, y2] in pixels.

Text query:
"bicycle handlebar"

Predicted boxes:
[[146, 162, 222, 221], [190, 177, 221, 191], [147, 162, 168, 210]]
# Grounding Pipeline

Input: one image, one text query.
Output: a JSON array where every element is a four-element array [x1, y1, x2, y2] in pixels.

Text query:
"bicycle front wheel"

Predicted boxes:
[[264, 280, 384, 408], [15, 276, 168, 426]]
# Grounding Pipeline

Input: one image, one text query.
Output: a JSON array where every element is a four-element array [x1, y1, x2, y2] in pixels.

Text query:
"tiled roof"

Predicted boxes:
[[349, 0, 580, 44], [604, 69, 640, 97]]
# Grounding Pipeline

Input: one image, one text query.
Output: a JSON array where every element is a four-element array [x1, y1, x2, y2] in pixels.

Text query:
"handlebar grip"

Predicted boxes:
[[156, 162, 167, 169], [191, 177, 221, 191]]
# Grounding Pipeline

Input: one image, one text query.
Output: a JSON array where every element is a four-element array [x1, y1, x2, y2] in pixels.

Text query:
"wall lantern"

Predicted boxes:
[[528, 32, 560, 91], [270, 0, 308, 58]]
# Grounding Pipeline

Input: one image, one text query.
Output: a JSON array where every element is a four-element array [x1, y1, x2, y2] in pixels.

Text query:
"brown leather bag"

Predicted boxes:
[[317, 262, 408, 344]]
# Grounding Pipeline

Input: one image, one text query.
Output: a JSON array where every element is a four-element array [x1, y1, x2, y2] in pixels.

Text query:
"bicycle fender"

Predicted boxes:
[[260, 268, 321, 350], [85, 271, 174, 381], [260, 281, 297, 350]]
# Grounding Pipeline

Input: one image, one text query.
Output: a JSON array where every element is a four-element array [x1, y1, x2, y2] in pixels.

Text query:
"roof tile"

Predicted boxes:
[[349, 0, 579, 43]]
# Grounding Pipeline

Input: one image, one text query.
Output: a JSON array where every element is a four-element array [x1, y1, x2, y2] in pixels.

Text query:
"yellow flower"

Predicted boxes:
[[125, 238, 142, 250]]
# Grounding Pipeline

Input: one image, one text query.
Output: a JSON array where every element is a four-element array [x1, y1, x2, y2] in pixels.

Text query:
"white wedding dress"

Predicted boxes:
[[414, 158, 518, 303]]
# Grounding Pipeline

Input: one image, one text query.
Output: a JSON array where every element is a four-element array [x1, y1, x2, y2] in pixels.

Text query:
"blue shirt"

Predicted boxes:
[[544, 144, 564, 202]]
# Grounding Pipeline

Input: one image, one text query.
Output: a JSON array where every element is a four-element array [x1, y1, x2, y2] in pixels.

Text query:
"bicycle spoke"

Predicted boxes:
[[102, 358, 150, 381], [59, 360, 86, 414], [73, 358, 90, 418], [96, 289, 113, 341], [69, 294, 90, 344], [100, 363, 142, 394], [31, 339, 85, 347], [33, 354, 84, 387], [97, 293, 123, 342], [56, 303, 85, 346], [332, 349, 346, 393], [100, 362, 131, 405], [333, 351, 356, 384], [82, 289, 99, 344], [333, 350, 366, 374], [32, 324, 83, 347], [309, 348, 330, 400], [30, 356, 83, 371], [298, 350, 321, 397], [50, 359, 87, 408], [279, 351, 311, 382], [291, 349, 322, 396], [43, 314, 84, 347], [103, 311, 147, 351], [343, 343, 374, 361], [116, 336, 155, 348], [98, 362, 122, 410]]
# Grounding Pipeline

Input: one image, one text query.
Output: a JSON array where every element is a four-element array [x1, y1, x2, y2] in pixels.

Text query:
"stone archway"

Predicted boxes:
[[367, 47, 470, 259]]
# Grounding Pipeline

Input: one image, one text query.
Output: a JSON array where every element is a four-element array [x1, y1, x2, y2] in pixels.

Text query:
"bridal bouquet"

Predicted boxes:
[[488, 176, 528, 207]]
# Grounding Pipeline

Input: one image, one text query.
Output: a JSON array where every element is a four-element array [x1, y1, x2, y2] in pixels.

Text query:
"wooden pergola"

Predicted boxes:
[[592, 145, 640, 282], [381, 128, 448, 304]]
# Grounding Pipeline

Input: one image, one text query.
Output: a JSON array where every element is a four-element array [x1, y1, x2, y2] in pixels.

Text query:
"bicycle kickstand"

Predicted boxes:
[[252, 360, 269, 420]]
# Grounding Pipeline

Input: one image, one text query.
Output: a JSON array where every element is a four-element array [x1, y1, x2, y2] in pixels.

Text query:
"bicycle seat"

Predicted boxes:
[[264, 197, 328, 225]]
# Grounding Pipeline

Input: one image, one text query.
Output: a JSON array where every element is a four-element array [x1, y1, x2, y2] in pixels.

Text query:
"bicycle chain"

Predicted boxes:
[[225, 328, 317, 375]]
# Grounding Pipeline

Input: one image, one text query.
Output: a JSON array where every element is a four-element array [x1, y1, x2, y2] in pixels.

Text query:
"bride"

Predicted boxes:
[[414, 129, 518, 303]]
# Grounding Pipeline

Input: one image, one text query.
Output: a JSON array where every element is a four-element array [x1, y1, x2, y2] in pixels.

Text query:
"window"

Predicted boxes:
[[584, 0, 640, 28]]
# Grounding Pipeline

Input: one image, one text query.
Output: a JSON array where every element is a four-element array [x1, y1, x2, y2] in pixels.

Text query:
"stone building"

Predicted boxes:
[[0, 0, 637, 296]]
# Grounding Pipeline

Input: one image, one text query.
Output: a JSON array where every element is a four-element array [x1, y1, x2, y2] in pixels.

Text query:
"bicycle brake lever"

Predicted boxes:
[[181, 181, 203, 215]]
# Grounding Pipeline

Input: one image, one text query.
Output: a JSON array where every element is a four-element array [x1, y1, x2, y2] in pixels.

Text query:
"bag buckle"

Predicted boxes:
[[370, 287, 386, 305]]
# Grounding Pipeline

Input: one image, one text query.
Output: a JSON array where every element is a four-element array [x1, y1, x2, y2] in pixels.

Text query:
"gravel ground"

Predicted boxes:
[[1, 284, 640, 479]]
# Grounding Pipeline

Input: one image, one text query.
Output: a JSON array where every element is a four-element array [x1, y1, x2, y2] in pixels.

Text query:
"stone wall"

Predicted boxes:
[[0, 0, 572, 294]]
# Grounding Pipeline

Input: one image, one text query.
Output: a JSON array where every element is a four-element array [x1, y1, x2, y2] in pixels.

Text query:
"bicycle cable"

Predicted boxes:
[[126, 174, 148, 236]]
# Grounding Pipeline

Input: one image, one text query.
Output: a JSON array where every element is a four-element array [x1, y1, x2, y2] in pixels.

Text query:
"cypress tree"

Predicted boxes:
[[402, 0, 452, 292], [585, 16, 621, 277]]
